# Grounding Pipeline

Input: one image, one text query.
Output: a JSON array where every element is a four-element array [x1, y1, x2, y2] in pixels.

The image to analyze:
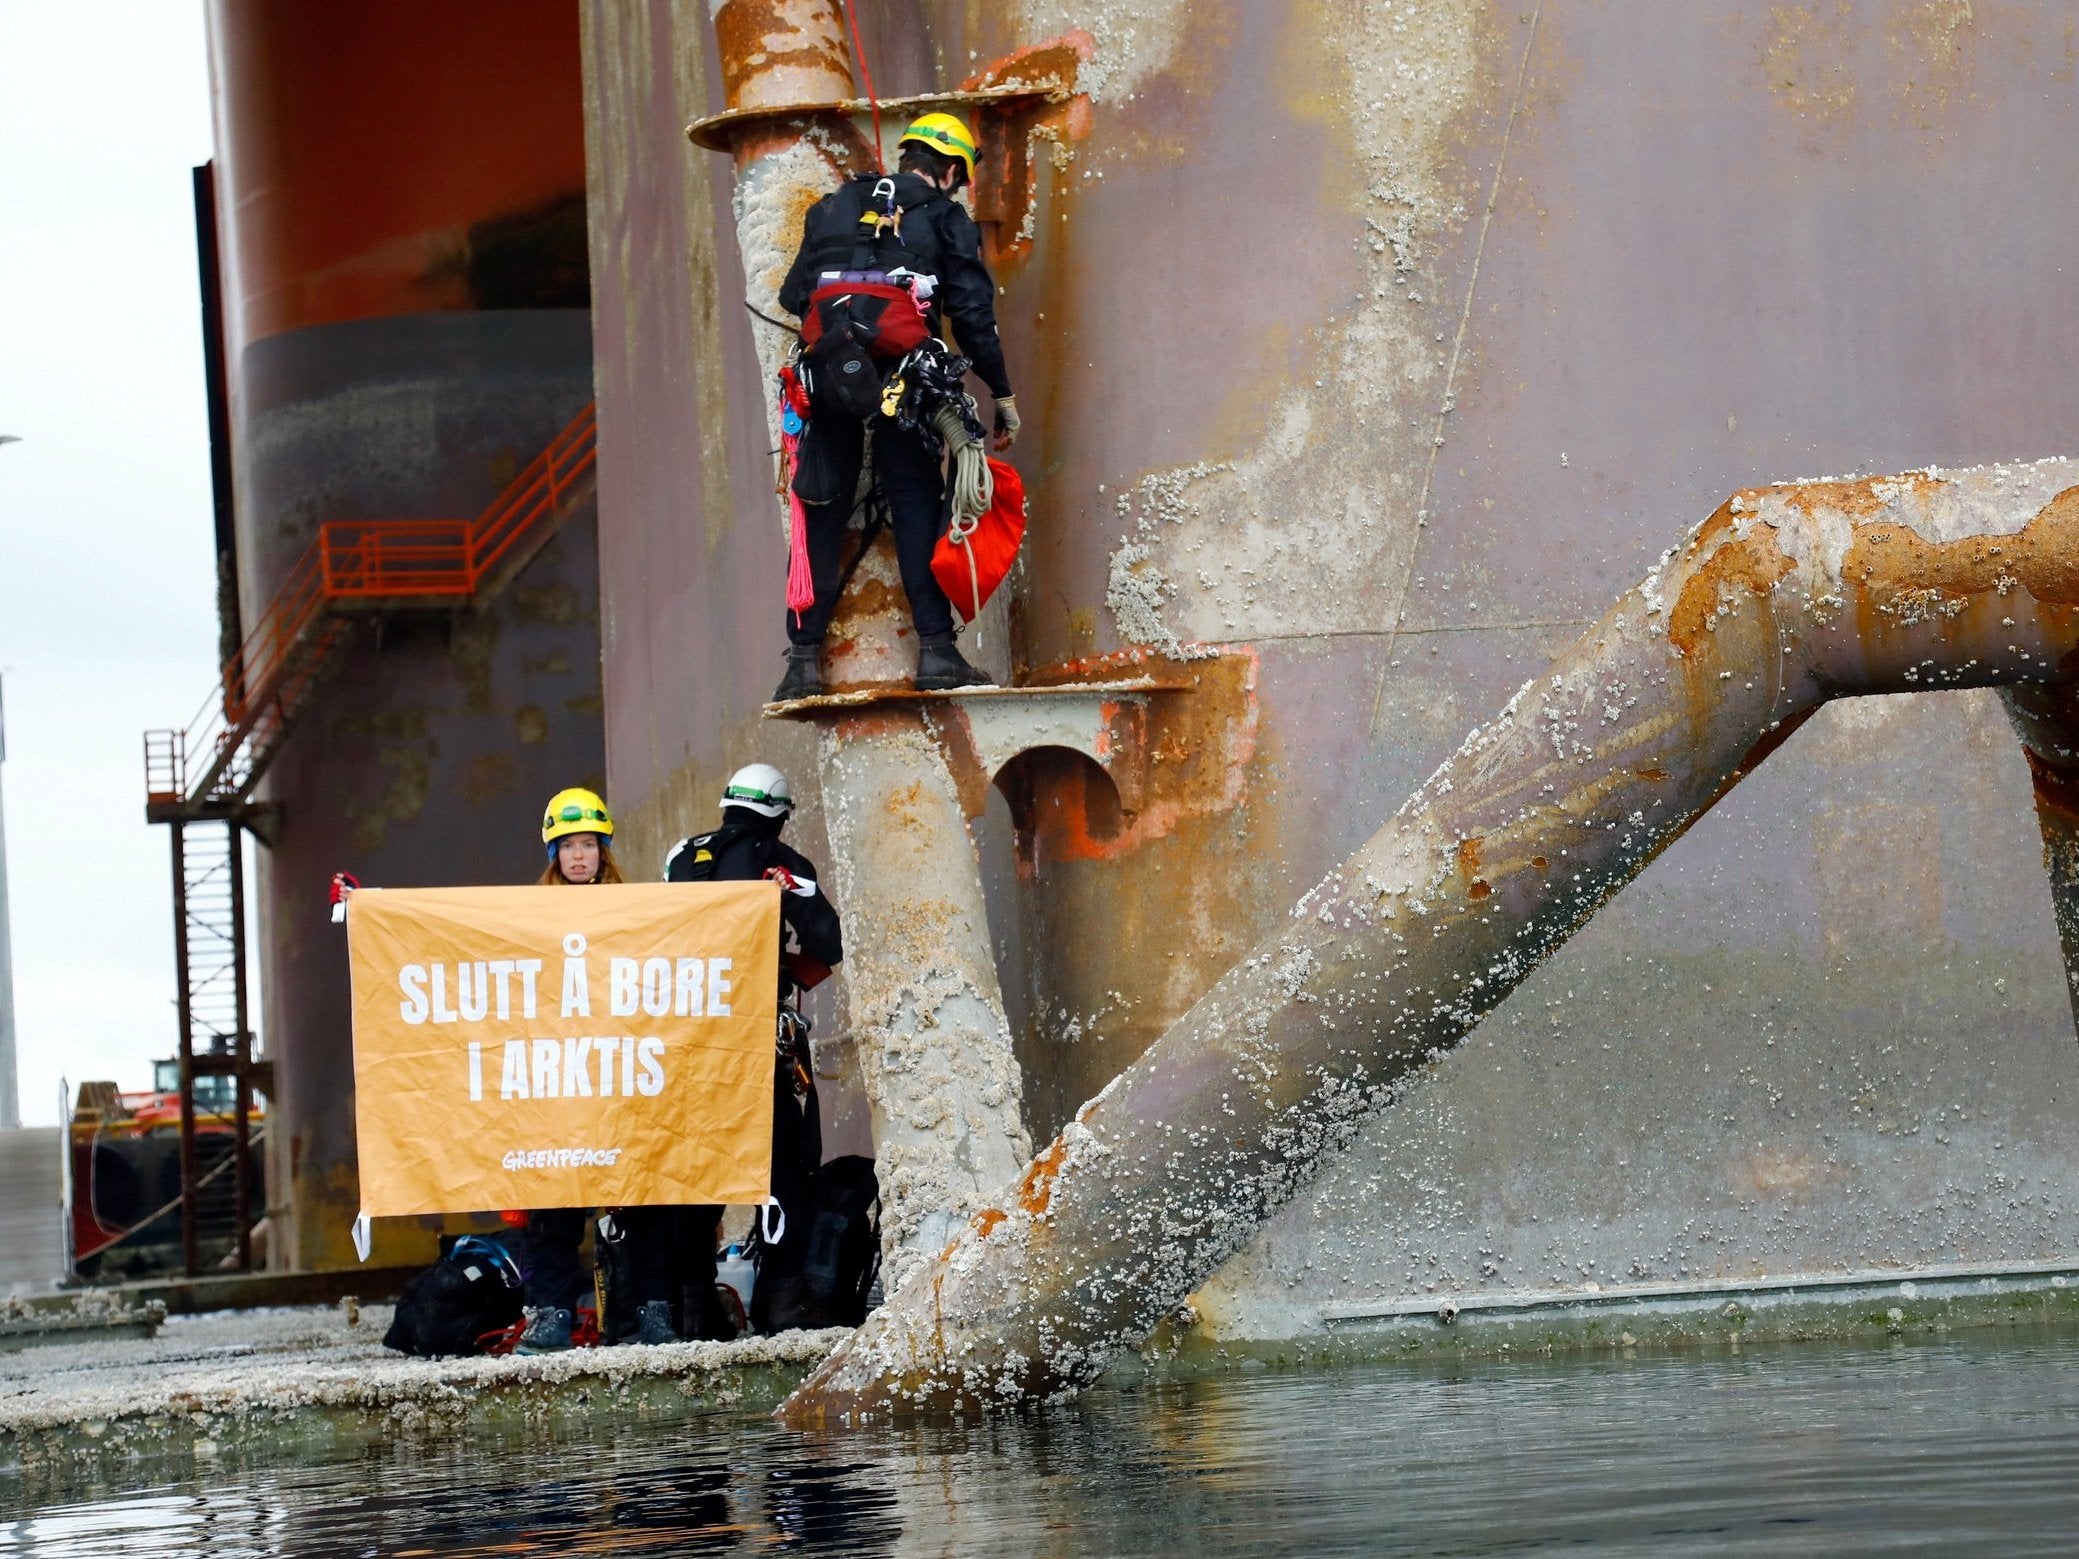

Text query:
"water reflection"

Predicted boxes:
[[8, 1333, 2079, 1556]]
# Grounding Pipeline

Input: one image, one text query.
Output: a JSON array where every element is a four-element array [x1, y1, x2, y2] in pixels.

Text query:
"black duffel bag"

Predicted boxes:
[[383, 1235, 524, 1357]]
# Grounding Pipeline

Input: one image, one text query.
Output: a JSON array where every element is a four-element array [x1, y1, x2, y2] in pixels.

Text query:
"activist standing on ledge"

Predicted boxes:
[[661, 763, 845, 1332], [513, 786, 625, 1355], [771, 111, 1020, 702]]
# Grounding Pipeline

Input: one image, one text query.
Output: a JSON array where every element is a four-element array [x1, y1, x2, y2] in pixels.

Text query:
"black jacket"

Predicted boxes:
[[663, 815, 842, 997], [778, 171, 1013, 399]]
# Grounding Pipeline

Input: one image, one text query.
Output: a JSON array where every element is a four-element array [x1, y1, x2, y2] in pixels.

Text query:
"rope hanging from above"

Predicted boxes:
[[840, 0, 886, 173]]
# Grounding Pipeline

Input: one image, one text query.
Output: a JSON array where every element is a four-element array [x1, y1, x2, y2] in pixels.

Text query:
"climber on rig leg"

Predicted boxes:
[[771, 111, 1020, 703]]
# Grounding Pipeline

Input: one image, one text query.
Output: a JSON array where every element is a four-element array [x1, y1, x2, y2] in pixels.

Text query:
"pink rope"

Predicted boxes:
[[783, 430, 815, 622]]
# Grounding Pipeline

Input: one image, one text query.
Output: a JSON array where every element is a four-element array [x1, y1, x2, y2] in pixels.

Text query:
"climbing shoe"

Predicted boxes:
[[514, 1306, 574, 1354], [634, 1300, 682, 1346], [913, 633, 992, 692], [772, 644, 823, 703]]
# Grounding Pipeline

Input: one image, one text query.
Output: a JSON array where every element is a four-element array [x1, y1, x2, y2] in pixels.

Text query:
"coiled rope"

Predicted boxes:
[[932, 398, 994, 642]]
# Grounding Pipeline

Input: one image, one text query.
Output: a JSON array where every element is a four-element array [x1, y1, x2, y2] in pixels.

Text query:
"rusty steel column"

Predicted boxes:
[[209, 0, 600, 1272], [708, 0, 914, 679], [706, 1, 1034, 1276], [710, 0, 870, 406], [784, 458, 2079, 1423], [817, 709, 1033, 1285]]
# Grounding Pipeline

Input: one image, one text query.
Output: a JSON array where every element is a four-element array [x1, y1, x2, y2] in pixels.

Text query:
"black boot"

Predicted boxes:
[[771, 644, 823, 702], [757, 1275, 846, 1334], [634, 1299, 682, 1346], [514, 1306, 574, 1354], [684, 1282, 738, 1341], [913, 632, 992, 692]]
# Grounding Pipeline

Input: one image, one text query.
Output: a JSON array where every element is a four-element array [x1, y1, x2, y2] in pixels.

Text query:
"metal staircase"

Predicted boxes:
[[142, 402, 598, 1273]]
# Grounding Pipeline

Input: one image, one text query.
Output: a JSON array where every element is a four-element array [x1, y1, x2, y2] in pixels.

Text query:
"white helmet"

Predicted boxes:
[[721, 762, 794, 818]]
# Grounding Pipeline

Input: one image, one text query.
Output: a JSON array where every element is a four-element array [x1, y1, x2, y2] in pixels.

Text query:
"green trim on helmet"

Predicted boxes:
[[899, 113, 978, 176], [542, 786, 615, 842], [907, 123, 975, 158]]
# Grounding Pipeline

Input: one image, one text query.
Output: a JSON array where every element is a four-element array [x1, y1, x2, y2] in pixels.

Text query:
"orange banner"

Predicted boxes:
[[346, 883, 778, 1216]]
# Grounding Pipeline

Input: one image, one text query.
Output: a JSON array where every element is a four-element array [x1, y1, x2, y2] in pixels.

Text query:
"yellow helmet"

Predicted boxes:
[[899, 112, 978, 183], [541, 787, 614, 850]]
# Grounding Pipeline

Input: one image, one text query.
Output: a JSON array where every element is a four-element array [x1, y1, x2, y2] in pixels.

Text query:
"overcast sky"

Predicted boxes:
[[1, 2, 219, 1127]]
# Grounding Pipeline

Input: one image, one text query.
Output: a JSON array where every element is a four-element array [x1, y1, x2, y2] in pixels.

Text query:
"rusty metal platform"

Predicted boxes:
[[687, 85, 1063, 152], [762, 675, 1189, 719]]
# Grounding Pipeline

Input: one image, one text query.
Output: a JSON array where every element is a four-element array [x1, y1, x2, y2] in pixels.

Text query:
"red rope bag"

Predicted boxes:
[[932, 458, 1026, 621]]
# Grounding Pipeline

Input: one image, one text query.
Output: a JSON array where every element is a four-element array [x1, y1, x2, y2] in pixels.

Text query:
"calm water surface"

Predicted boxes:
[[7, 1334, 2079, 1556]]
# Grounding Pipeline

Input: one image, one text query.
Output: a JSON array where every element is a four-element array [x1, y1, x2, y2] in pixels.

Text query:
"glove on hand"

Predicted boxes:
[[992, 394, 1021, 452], [763, 865, 799, 892]]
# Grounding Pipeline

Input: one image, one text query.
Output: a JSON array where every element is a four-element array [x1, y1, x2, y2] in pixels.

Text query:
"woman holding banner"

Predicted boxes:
[[513, 786, 624, 1355]]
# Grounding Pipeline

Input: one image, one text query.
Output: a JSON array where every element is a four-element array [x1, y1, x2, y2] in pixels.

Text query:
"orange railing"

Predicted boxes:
[[145, 403, 597, 812], [321, 402, 598, 601], [147, 543, 332, 808], [467, 402, 598, 590], [320, 518, 472, 597]]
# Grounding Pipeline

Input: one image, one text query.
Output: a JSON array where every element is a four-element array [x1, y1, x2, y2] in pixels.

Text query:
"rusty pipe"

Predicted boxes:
[[704, 0, 918, 685], [711, 0, 853, 119], [706, 0, 1030, 1262], [783, 459, 2079, 1423], [708, 1, 871, 421], [816, 709, 1034, 1287]]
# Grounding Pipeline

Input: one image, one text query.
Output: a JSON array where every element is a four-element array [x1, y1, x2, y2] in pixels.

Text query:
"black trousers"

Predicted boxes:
[[787, 417, 954, 645], [618, 1203, 724, 1332], [766, 1073, 823, 1282], [521, 1207, 591, 1312], [620, 1071, 823, 1325]]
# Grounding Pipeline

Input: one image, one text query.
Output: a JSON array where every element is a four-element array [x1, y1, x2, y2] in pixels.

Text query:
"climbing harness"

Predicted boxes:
[[859, 175, 901, 242], [800, 280, 930, 368], [778, 1005, 815, 1099], [886, 338, 985, 451]]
